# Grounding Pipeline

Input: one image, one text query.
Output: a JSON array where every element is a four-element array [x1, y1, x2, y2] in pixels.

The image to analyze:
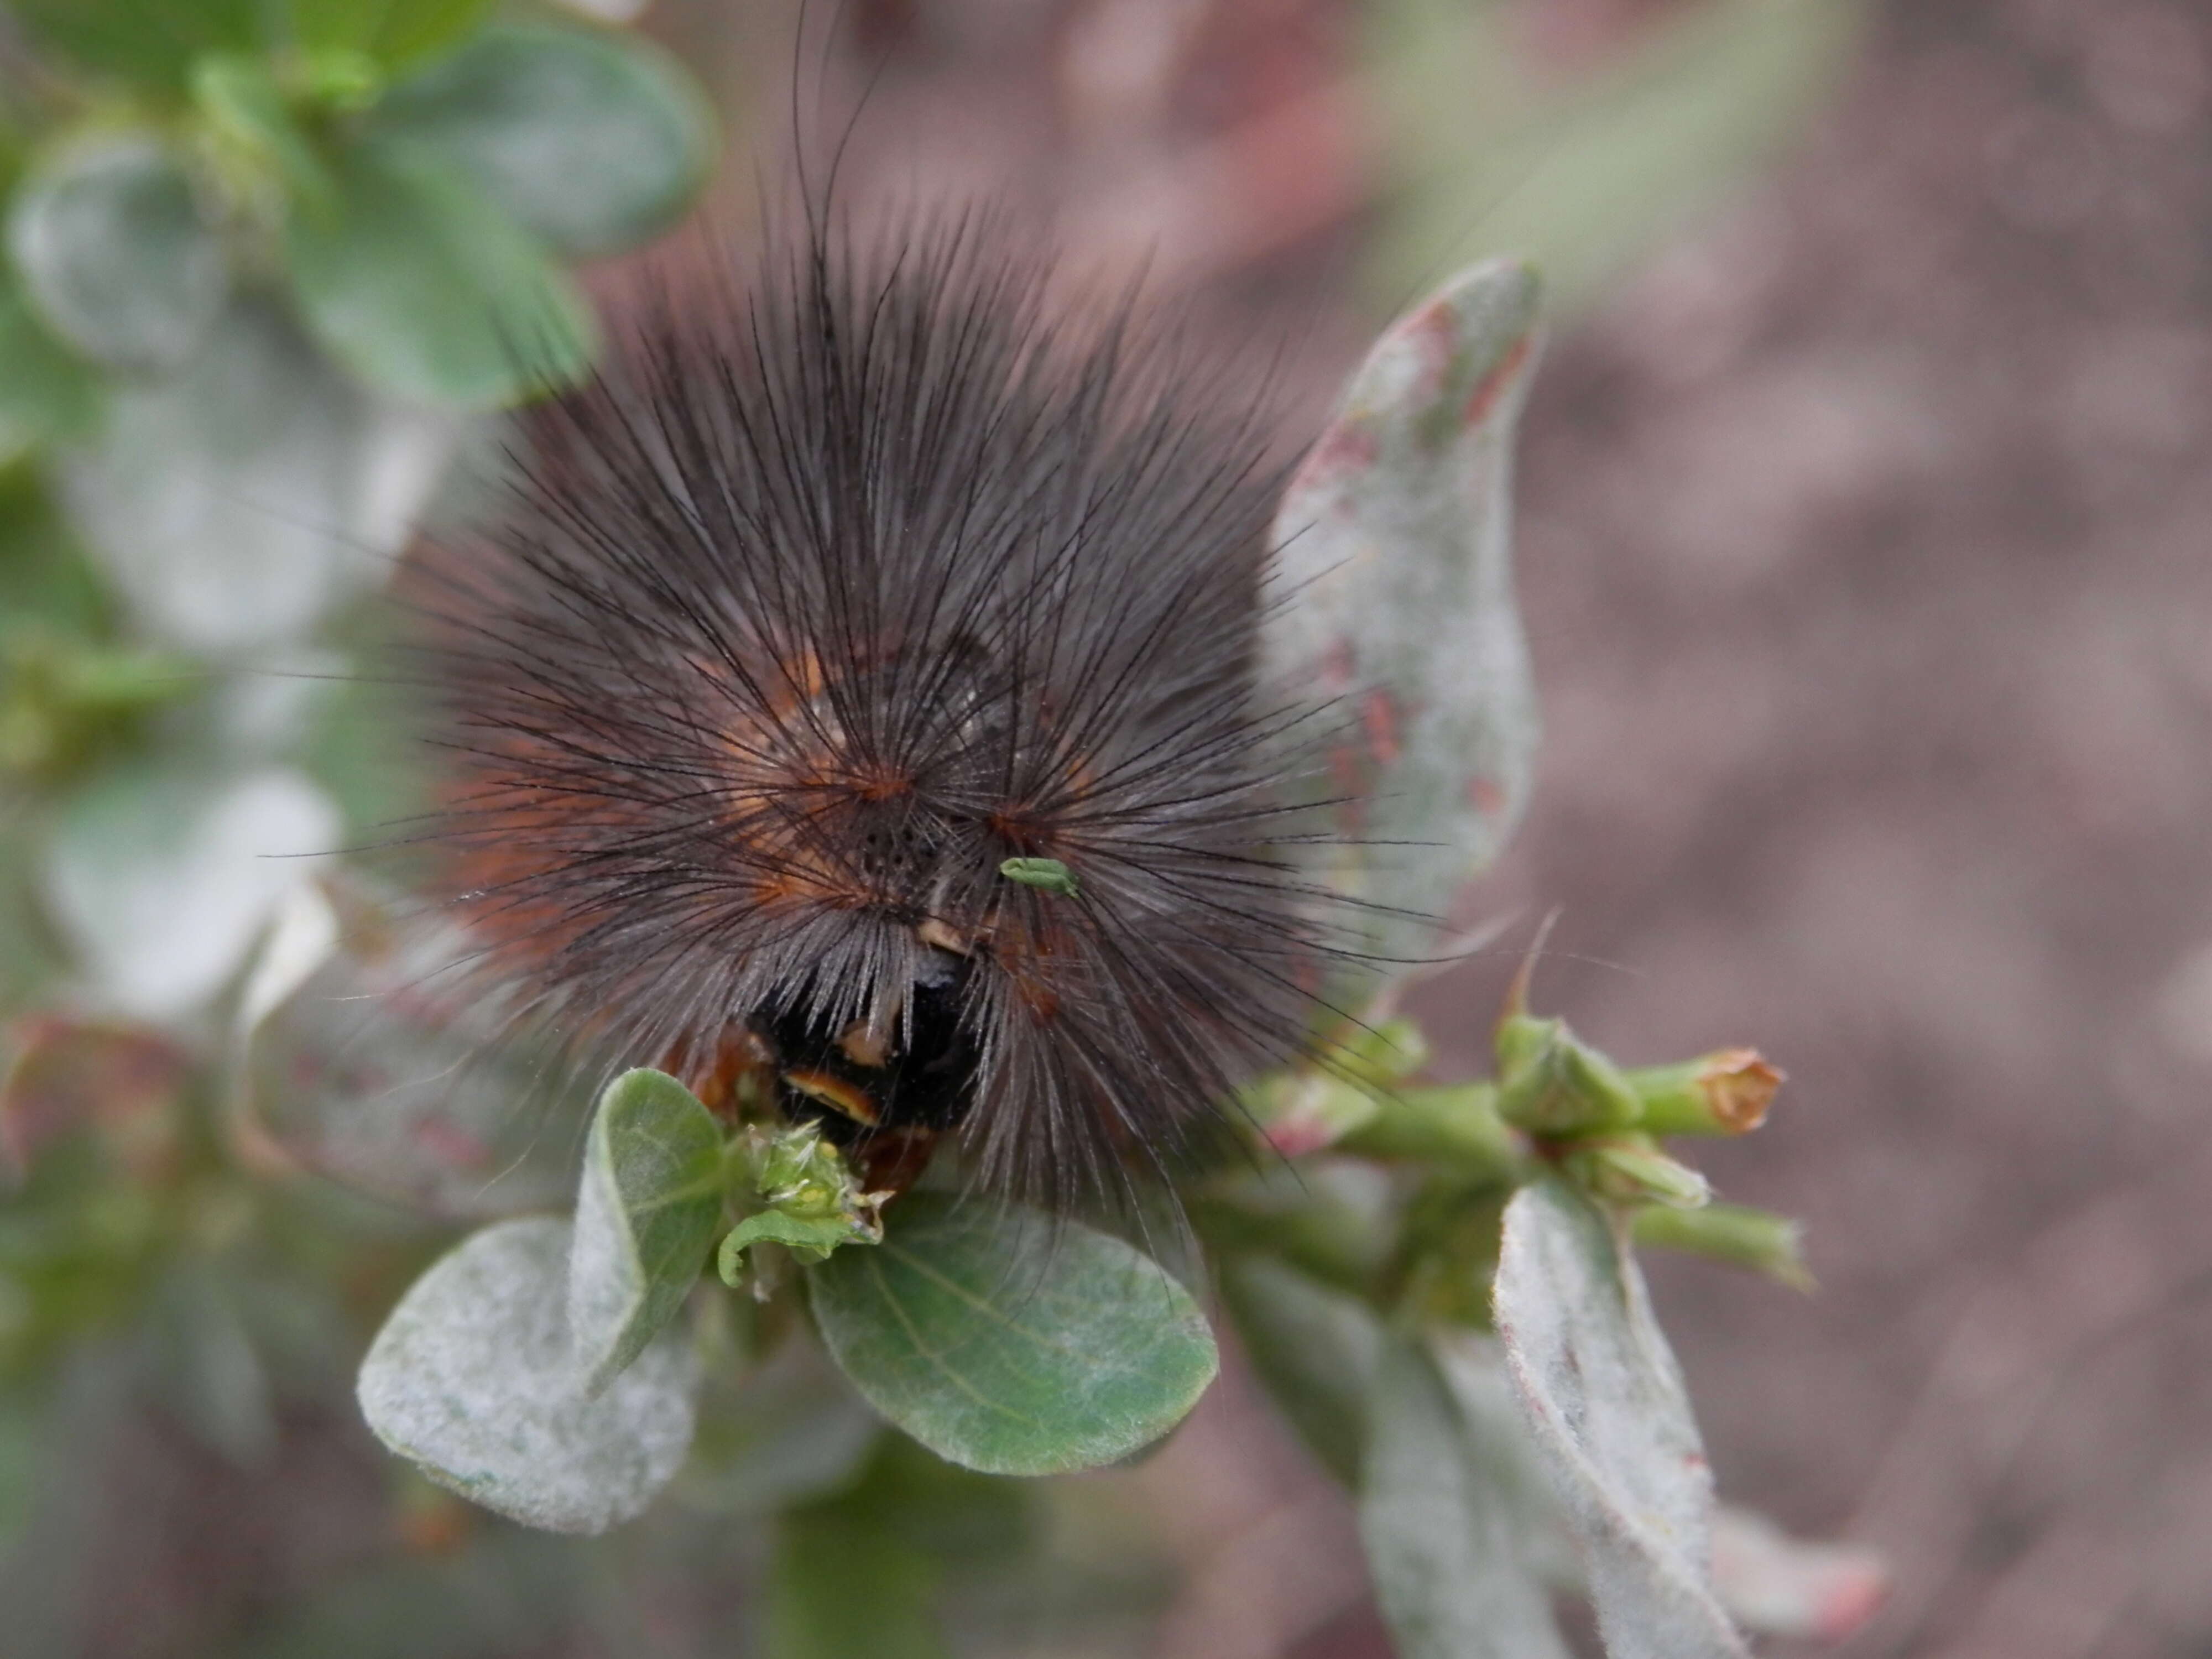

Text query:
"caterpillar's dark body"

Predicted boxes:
[[428, 213, 1341, 1208]]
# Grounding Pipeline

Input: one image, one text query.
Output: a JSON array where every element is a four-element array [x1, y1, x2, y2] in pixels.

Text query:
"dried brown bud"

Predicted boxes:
[[1628, 1048, 1784, 1136]]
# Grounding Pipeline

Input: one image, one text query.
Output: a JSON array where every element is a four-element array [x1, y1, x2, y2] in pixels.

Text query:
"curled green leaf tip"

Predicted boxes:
[[999, 857, 1078, 896], [717, 1123, 885, 1286]]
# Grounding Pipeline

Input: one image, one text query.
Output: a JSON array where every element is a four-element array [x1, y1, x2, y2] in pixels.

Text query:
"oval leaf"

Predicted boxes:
[[8, 0, 261, 91], [236, 875, 593, 1217], [1264, 260, 1542, 981], [284, 0, 496, 70], [192, 55, 340, 208], [357, 1216, 700, 1535], [1359, 1334, 1574, 1659], [372, 24, 713, 259], [1494, 1180, 1750, 1659], [43, 764, 338, 1021], [6, 135, 227, 374], [1711, 1506, 1887, 1643], [285, 138, 594, 408], [569, 1068, 725, 1395], [58, 298, 454, 651], [808, 1193, 1217, 1476]]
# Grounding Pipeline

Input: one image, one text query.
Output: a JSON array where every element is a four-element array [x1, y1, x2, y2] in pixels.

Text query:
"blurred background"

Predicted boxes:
[[5, 0, 2210, 1655]]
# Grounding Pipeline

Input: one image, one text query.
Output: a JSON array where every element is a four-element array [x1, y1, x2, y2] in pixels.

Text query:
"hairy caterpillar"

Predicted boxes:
[[419, 206, 1357, 1212]]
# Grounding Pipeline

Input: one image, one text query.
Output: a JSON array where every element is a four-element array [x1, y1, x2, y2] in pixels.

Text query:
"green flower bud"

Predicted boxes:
[[1494, 1011, 1643, 1135], [1632, 1202, 1812, 1290], [1562, 1134, 1712, 1209]]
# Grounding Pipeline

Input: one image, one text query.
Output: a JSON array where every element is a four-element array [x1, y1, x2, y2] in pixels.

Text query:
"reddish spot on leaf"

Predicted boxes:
[[1297, 421, 1379, 494], [1463, 334, 1536, 429], [1469, 774, 1507, 817], [1361, 689, 1403, 768], [412, 1116, 494, 1171], [1408, 299, 1463, 401]]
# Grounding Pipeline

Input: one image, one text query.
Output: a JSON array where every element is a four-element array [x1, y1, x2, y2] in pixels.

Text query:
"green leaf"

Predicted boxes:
[[0, 281, 102, 462], [58, 298, 455, 651], [0, 472, 106, 634], [5, 135, 227, 374], [8, 0, 262, 91], [1494, 1180, 1751, 1658], [192, 55, 340, 206], [372, 23, 714, 258], [567, 1067, 724, 1395], [1263, 259, 1542, 989], [43, 762, 339, 1021], [1359, 1334, 1574, 1659], [717, 1209, 865, 1282], [284, 0, 497, 70], [285, 138, 594, 409], [808, 1192, 1218, 1476], [357, 1217, 701, 1535], [1366, 0, 1866, 314], [1633, 1202, 1813, 1290]]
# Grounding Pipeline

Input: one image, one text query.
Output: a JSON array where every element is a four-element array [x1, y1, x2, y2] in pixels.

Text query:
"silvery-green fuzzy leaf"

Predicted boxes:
[[1215, 1253, 1381, 1484], [285, 139, 595, 409], [373, 24, 714, 258], [43, 764, 338, 1021], [357, 1217, 700, 1535], [1431, 1333, 1585, 1589], [59, 299, 453, 653], [1494, 1180, 1750, 1659], [568, 1069, 724, 1395], [1264, 260, 1542, 981], [6, 135, 227, 375], [1710, 1507, 1887, 1643], [809, 1193, 1217, 1476], [1359, 1334, 1574, 1659], [235, 876, 592, 1218]]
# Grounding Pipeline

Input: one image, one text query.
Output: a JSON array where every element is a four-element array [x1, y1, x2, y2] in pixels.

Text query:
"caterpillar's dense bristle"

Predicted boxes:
[[422, 209, 1347, 1210]]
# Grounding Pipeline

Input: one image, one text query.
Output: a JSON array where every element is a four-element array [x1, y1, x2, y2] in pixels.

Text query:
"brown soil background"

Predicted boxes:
[[727, 0, 2212, 1654]]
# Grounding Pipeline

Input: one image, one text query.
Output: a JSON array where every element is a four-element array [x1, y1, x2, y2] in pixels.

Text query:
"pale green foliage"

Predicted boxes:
[[1264, 259, 1542, 979], [1496, 1182, 1751, 1658], [568, 1070, 726, 1396], [357, 1217, 701, 1536]]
